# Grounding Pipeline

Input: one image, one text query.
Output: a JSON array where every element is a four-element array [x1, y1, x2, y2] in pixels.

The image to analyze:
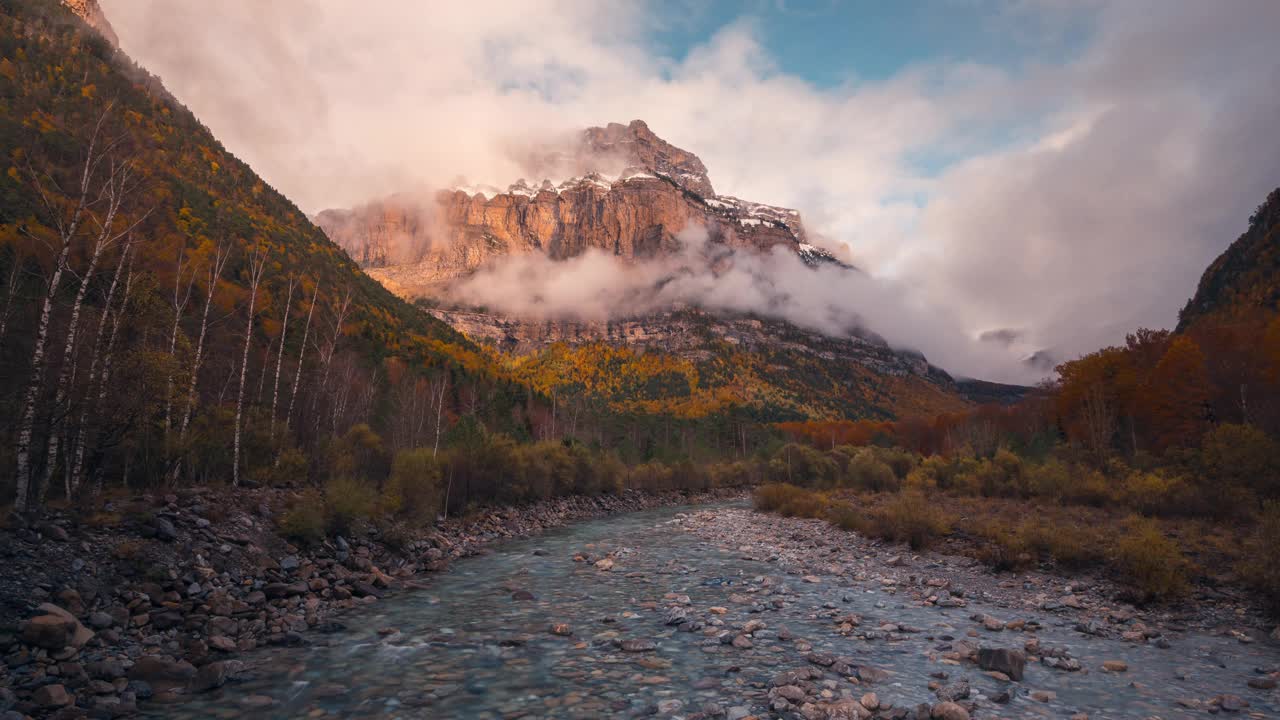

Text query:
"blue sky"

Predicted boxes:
[[651, 0, 1093, 88]]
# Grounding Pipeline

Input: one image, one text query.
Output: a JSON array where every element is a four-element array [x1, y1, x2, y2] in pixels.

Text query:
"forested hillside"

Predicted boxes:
[[1178, 188, 1280, 331], [0, 0, 536, 510]]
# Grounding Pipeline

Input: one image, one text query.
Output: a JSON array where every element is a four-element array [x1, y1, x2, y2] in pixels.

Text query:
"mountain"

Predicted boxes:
[[315, 120, 847, 296], [316, 122, 984, 421], [1177, 187, 1280, 331]]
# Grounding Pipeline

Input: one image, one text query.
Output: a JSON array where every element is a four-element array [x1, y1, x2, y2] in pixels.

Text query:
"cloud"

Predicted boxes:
[[99, 0, 1280, 383], [448, 225, 1034, 379]]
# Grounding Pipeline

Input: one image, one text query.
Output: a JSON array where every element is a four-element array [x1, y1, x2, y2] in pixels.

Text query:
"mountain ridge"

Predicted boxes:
[[1177, 187, 1280, 331], [315, 120, 848, 298]]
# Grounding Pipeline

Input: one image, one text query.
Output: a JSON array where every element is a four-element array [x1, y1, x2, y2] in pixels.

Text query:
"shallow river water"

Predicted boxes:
[[168, 503, 1279, 719]]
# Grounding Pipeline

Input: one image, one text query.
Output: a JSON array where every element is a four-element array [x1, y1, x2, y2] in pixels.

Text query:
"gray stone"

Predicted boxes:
[[936, 680, 970, 702]]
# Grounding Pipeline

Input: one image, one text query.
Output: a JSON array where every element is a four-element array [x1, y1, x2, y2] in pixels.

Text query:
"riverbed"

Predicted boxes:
[[166, 503, 1280, 719]]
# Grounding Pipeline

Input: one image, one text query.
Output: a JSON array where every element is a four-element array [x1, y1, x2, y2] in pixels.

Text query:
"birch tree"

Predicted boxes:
[[310, 287, 352, 439], [0, 253, 22, 352], [39, 161, 150, 502], [164, 241, 198, 443], [282, 279, 319, 446], [172, 241, 231, 484], [14, 108, 120, 511], [232, 245, 268, 486], [268, 274, 297, 438], [432, 372, 449, 457], [69, 239, 134, 493]]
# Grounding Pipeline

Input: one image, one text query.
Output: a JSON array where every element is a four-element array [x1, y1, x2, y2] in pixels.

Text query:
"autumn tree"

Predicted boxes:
[[1138, 336, 1211, 453]]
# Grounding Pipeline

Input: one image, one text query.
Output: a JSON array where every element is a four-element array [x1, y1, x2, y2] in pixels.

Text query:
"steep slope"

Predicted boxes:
[[0, 0, 528, 503], [1177, 187, 1280, 331]]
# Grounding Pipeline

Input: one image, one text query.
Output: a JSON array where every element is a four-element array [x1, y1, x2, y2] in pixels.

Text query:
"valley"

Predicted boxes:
[[1, 1, 1279, 719]]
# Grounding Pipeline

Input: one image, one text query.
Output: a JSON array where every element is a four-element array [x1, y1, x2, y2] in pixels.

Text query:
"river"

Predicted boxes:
[[165, 503, 1280, 719]]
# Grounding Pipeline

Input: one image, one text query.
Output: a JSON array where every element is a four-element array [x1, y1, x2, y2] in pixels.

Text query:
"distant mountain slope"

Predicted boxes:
[[420, 306, 973, 422], [1177, 187, 1280, 331]]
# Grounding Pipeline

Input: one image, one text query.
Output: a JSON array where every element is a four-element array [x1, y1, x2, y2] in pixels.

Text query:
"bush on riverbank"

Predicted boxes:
[[1240, 501, 1280, 612], [753, 483, 827, 517], [752, 482, 1206, 602], [1113, 517, 1188, 601]]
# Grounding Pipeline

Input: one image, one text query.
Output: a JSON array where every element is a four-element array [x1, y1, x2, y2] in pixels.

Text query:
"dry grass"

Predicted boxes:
[[756, 484, 1230, 604]]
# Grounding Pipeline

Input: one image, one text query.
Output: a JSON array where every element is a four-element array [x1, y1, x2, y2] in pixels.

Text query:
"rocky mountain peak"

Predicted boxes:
[[61, 0, 118, 47], [317, 120, 851, 299], [581, 120, 715, 198]]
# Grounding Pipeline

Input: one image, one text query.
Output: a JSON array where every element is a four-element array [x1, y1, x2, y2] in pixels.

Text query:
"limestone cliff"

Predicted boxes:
[[315, 120, 845, 295]]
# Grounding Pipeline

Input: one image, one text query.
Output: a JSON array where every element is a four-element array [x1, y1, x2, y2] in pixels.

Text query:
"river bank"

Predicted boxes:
[[0, 486, 743, 718], [149, 504, 1280, 719]]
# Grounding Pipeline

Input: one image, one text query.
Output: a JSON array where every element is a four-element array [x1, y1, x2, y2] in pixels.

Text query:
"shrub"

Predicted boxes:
[[826, 501, 868, 533], [385, 449, 443, 524], [709, 461, 757, 488], [768, 443, 839, 488], [324, 476, 378, 536], [1199, 423, 1280, 500], [1059, 468, 1116, 507], [630, 461, 674, 492], [593, 452, 627, 495], [1239, 501, 1280, 613], [326, 424, 391, 483], [279, 492, 326, 545], [669, 459, 712, 493], [876, 490, 951, 550], [1119, 470, 1191, 516], [753, 483, 827, 518], [1025, 458, 1071, 499], [1113, 517, 1187, 601], [916, 454, 973, 491], [262, 447, 309, 486], [873, 447, 917, 480], [975, 520, 1034, 571], [845, 450, 899, 492], [963, 449, 1027, 498], [1021, 521, 1102, 570], [375, 520, 414, 551]]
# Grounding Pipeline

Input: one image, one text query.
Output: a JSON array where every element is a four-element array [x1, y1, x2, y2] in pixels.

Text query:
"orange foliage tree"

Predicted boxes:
[[1137, 336, 1211, 452]]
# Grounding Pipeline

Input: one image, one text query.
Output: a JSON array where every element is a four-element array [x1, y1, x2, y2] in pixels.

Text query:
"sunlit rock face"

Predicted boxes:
[[315, 120, 846, 296]]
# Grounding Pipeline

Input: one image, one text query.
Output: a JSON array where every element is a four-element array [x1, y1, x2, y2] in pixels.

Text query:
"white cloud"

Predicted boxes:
[[100, 0, 1280, 382]]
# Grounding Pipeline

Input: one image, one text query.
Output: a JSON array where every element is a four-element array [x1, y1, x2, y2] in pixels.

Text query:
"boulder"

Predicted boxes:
[[32, 684, 72, 708], [977, 647, 1026, 681], [35, 603, 94, 648], [190, 661, 229, 692], [931, 702, 969, 720], [128, 655, 197, 688], [263, 582, 307, 599], [21, 614, 76, 650]]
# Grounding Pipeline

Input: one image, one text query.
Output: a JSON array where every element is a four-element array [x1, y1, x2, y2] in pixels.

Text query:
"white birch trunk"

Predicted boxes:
[[232, 247, 268, 486]]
